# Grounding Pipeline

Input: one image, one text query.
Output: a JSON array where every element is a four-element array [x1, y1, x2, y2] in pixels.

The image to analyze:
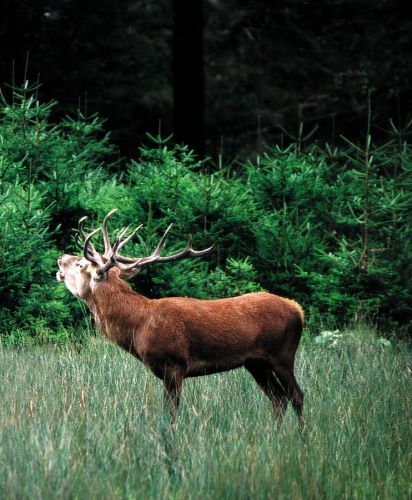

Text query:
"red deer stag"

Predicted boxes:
[[56, 210, 304, 425]]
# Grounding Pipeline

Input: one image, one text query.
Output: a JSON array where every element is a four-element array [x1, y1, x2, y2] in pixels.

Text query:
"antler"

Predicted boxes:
[[115, 224, 214, 278], [79, 217, 104, 267], [79, 210, 213, 279]]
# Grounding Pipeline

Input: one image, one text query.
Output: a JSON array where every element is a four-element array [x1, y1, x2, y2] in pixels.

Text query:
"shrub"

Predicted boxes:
[[0, 82, 115, 336], [0, 82, 411, 340]]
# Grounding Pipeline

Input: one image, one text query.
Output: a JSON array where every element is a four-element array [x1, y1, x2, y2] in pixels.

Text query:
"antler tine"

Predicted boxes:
[[96, 223, 145, 274], [109, 223, 173, 265], [102, 208, 118, 258], [109, 223, 173, 272], [83, 226, 104, 266], [78, 216, 88, 238], [78, 216, 99, 256], [152, 223, 173, 256], [130, 223, 174, 266], [110, 226, 130, 255], [113, 224, 144, 254], [155, 236, 214, 263]]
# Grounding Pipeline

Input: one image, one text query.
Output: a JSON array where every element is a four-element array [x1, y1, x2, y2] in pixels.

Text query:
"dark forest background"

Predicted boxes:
[[2, 0, 412, 159]]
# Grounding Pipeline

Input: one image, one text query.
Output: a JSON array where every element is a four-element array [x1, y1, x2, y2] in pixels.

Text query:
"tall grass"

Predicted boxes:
[[0, 333, 410, 499]]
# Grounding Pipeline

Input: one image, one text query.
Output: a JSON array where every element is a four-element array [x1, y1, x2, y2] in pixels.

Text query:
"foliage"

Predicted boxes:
[[0, 82, 114, 335], [0, 83, 411, 341], [1, 319, 91, 348], [152, 257, 263, 300]]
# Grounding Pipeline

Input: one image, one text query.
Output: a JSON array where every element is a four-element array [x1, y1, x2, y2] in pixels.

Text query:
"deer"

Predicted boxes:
[[56, 209, 304, 426]]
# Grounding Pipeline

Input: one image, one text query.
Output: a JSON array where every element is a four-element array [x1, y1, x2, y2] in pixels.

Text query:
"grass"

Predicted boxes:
[[0, 330, 410, 499]]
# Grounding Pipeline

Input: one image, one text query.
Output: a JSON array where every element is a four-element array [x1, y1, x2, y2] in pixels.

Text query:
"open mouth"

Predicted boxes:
[[56, 270, 65, 281], [56, 257, 65, 281]]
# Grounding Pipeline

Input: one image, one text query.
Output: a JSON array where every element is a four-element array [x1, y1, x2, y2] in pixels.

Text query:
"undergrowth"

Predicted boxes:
[[0, 81, 411, 339], [0, 332, 410, 499]]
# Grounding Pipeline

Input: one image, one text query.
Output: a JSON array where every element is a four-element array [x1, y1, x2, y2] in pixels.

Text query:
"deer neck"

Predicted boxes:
[[84, 272, 150, 350]]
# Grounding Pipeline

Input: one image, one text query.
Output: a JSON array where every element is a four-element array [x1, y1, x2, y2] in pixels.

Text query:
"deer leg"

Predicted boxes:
[[265, 371, 289, 422], [245, 362, 288, 424], [162, 366, 184, 422], [290, 376, 304, 428], [272, 366, 304, 429]]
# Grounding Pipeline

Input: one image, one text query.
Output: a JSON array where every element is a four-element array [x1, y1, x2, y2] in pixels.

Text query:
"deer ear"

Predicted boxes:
[[118, 268, 141, 280]]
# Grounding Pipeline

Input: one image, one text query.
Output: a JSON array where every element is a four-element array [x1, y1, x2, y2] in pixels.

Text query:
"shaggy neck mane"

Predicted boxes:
[[84, 269, 150, 346]]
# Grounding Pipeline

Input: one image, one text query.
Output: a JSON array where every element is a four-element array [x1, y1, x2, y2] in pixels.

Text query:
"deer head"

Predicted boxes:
[[56, 209, 213, 299]]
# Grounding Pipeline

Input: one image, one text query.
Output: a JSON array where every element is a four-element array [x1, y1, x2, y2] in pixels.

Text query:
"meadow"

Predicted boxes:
[[0, 330, 410, 499]]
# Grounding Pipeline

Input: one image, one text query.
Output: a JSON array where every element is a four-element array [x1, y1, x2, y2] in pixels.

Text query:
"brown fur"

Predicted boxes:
[[78, 267, 304, 424]]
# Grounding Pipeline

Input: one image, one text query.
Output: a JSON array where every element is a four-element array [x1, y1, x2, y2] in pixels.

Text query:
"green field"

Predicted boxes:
[[0, 332, 410, 499]]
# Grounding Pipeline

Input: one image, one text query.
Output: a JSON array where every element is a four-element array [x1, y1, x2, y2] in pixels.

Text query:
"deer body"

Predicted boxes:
[[57, 211, 304, 424]]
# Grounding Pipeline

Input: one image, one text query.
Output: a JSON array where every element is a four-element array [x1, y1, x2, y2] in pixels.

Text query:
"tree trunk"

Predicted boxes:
[[172, 0, 205, 155]]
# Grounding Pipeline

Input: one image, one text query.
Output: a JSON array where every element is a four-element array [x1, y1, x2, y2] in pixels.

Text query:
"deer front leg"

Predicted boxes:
[[162, 366, 184, 422], [143, 353, 185, 421]]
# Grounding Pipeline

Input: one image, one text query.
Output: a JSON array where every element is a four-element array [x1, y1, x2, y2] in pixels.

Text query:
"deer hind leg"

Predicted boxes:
[[272, 365, 304, 429], [245, 361, 289, 424]]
